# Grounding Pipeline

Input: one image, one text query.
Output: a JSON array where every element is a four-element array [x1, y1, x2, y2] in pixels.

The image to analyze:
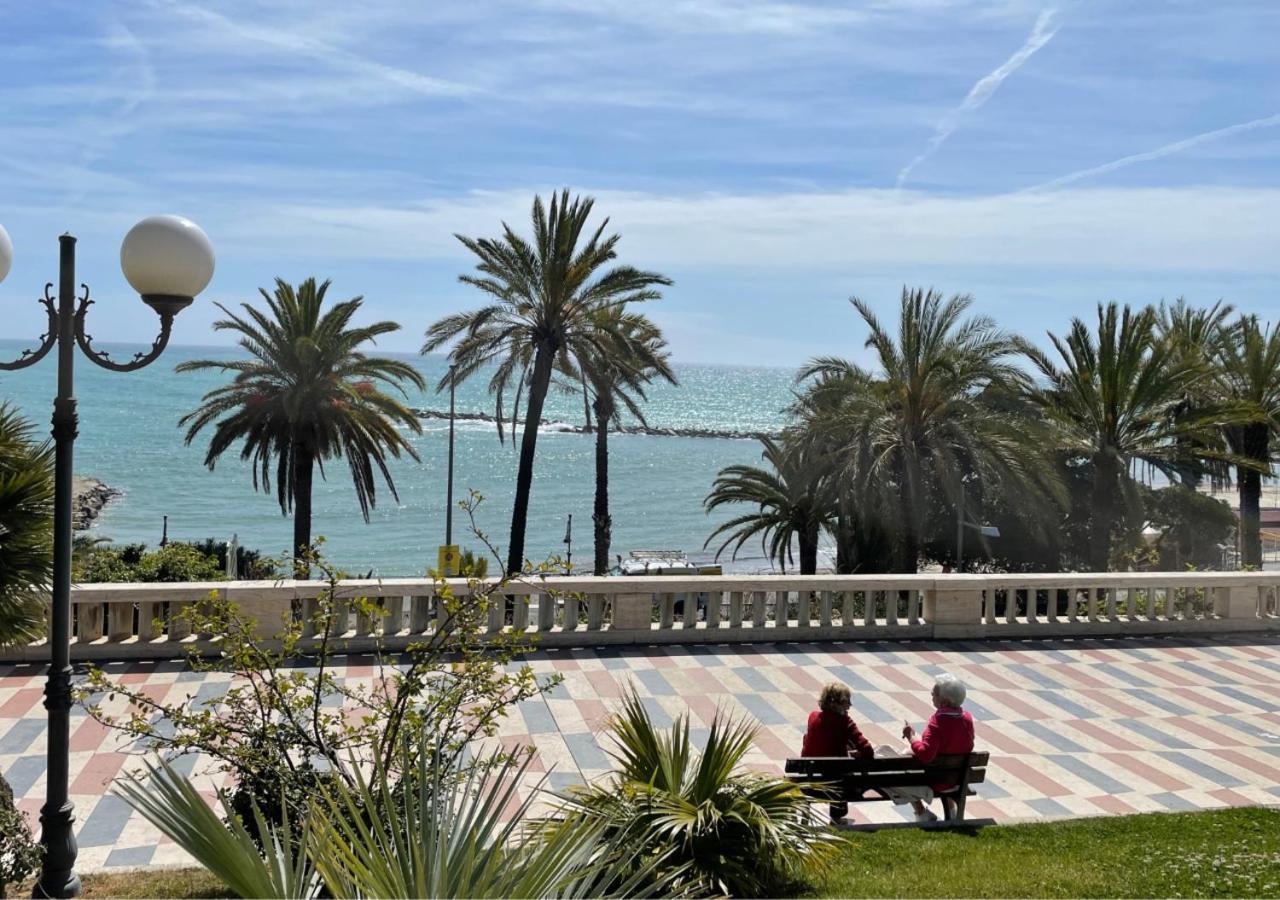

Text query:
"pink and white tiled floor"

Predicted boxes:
[[3, 633, 1280, 871]]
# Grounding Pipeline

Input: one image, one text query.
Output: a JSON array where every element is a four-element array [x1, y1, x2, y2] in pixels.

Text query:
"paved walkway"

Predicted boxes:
[[3, 634, 1280, 872]]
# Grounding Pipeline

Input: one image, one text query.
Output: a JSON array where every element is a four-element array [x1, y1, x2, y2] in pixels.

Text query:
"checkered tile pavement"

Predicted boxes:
[[3, 634, 1280, 872]]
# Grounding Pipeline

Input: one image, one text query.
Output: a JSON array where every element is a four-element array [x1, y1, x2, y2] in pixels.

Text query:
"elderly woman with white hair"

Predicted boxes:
[[899, 672, 975, 823]]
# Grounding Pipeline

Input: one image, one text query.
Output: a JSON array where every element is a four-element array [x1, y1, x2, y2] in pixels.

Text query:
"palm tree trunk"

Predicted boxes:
[[898, 454, 923, 574], [506, 350, 555, 576], [592, 393, 613, 576], [292, 444, 314, 579], [799, 521, 819, 575], [1238, 423, 1267, 568], [834, 503, 852, 575], [1090, 452, 1118, 572]]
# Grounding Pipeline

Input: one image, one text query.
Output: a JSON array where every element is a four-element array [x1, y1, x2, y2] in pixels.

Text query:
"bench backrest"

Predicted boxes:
[[785, 752, 989, 789]]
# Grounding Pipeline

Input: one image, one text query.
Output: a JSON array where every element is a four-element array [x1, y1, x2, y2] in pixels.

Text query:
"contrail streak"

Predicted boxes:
[[1024, 112, 1280, 192], [896, 9, 1058, 188]]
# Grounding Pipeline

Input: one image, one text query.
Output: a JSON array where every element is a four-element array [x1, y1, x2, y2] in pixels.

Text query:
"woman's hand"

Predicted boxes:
[[901, 721, 914, 740]]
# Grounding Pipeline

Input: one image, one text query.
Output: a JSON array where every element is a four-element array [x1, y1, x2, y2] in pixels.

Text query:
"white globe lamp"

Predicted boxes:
[[0, 224, 12, 286], [120, 215, 215, 316]]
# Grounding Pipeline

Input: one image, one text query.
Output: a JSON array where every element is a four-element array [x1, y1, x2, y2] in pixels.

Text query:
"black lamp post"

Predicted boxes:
[[0, 216, 214, 898]]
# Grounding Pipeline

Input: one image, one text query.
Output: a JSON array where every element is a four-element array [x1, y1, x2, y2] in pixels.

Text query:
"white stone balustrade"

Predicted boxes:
[[1, 571, 1277, 662]]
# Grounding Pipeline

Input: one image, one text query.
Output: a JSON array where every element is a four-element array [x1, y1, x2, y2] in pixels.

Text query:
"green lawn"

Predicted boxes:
[[802, 807, 1280, 899], [12, 807, 1280, 898]]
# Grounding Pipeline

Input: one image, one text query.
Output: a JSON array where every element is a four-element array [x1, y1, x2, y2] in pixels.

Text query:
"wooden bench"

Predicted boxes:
[[785, 752, 991, 827]]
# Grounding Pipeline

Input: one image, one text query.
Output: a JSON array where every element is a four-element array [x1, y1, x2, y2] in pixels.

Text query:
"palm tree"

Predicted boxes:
[[0, 403, 53, 646], [803, 288, 1055, 573], [1214, 315, 1280, 568], [1023, 302, 1230, 571], [1156, 298, 1234, 488], [580, 307, 676, 575], [423, 190, 671, 575], [0, 405, 51, 892], [179, 278, 425, 577], [704, 436, 831, 574], [787, 374, 895, 573]]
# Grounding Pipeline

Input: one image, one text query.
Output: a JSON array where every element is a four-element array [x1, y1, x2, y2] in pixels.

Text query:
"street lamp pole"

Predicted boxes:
[[445, 363, 456, 547], [0, 218, 214, 898]]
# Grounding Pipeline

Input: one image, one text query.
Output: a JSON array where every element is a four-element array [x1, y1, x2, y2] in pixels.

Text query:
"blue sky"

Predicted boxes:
[[1, 0, 1277, 365]]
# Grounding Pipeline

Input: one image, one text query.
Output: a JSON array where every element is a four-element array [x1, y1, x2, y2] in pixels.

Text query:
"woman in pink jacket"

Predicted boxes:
[[901, 673, 975, 823]]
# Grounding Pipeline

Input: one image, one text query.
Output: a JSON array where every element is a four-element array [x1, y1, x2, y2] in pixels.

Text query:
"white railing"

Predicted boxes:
[[2, 571, 1278, 662]]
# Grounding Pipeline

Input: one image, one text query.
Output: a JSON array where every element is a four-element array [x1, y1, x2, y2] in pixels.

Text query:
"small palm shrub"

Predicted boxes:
[[119, 731, 668, 899], [551, 690, 837, 897], [0, 404, 52, 895]]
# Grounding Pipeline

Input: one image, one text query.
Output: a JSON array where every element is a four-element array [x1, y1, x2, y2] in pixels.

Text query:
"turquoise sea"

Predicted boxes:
[[0, 340, 800, 576]]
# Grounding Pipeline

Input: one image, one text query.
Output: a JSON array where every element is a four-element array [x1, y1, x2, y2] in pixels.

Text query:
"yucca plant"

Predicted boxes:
[[552, 690, 837, 897], [116, 758, 319, 899], [308, 734, 669, 899], [118, 737, 670, 900]]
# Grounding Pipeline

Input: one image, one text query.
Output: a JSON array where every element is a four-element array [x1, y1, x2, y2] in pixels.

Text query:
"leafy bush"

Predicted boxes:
[[188, 538, 279, 579], [75, 541, 226, 583], [0, 773, 41, 899], [83, 532, 559, 849], [551, 690, 837, 897]]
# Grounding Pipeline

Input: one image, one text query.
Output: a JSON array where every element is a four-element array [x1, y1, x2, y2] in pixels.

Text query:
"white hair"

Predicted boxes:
[[934, 673, 967, 707]]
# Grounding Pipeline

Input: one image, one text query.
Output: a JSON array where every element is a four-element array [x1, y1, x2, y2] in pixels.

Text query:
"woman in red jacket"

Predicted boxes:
[[901, 673, 975, 823], [801, 682, 874, 824]]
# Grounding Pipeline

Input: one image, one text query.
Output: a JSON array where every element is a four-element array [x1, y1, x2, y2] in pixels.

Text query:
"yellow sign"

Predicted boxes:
[[437, 545, 460, 577]]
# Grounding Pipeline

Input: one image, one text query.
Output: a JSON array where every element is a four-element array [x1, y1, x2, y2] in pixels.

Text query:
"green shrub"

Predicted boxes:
[[84, 536, 559, 851], [0, 771, 41, 898], [551, 689, 837, 897], [134, 543, 225, 582], [75, 542, 226, 583]]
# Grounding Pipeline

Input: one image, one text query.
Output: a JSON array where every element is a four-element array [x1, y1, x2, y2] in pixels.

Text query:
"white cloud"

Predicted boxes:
[[211, 184, 1280, 273], [147, 0, 480, 99], [897, 8, 1058, 187], [525, 0, 867, 35], [1025, 112, 1280, 191]]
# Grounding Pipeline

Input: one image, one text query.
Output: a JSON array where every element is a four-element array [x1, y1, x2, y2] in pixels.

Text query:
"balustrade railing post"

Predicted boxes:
[[612, 592, 653, 631], [923, 579, 986, 639], [1214, 585, 1260, 620]]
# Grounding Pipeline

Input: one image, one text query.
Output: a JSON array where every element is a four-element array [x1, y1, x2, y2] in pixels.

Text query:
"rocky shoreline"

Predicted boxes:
[[72, 477, 120, 530], [415, 408, 778, 443]]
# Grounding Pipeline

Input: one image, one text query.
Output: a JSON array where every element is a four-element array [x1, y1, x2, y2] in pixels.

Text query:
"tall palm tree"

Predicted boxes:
[[580, 307, 676, 575], [1214, 315, 1280, 568], [704, 436, 831, 574], [786, 373, 895, 573], [423, 190, 671, 575], [0, 403, 53, 646], [179, 278, 425, 577], [1023, 302, 1229, 571], [803, 288, 1055, 573], [1156, 298, 1234, 488]]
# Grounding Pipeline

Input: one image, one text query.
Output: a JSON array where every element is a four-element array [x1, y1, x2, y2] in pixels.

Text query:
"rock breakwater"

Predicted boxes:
[[72, 477, 119, 530]]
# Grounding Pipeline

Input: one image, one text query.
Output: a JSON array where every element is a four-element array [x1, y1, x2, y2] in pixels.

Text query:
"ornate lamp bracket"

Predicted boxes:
[[74, 284, 174, 372], [0, 284, 59, 371]]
